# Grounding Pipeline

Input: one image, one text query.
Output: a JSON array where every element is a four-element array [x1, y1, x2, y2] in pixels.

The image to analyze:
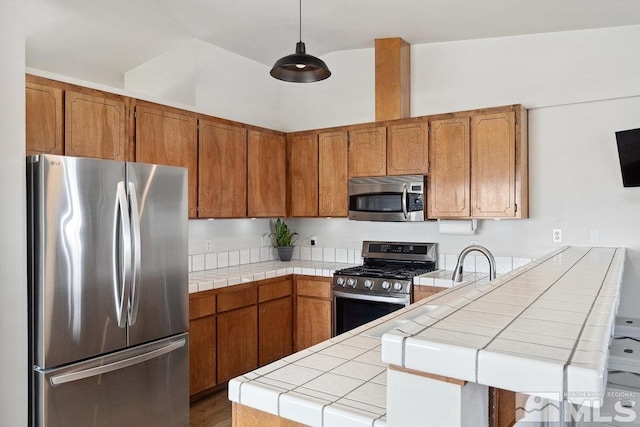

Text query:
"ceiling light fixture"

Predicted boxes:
[[270, 0, 331, 83]]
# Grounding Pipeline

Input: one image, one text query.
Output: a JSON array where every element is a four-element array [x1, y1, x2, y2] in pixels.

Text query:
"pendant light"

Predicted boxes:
[[270, 0, 331, 83]]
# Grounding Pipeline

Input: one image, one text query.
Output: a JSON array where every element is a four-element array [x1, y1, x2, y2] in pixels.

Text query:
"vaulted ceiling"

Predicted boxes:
[[26, 0, 640, 85]]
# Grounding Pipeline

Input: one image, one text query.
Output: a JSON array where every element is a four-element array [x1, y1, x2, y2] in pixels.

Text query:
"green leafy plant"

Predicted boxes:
[[270, 218, 299, 247]]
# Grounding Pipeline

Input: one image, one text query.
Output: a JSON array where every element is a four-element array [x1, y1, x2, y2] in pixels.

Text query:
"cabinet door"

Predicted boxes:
[[289, 134, 318, 217], [26, 82, 64, 156], [387, 122, 429, 175], [295, 277, 332, 352], [189, 315, 216, 395], [471, 112, 516, 218], [427, 117, 470, 218], [217, 305, 258, 383], [199, 120, 247, 218], [259, 296, 293, 366], [247, 130, 287, 217], [319, 132, 348, 217], [348, 126, 386, 178], [65, 91, 127, 160], [295, 296, 332, 351], [135, 103, 198, 218]]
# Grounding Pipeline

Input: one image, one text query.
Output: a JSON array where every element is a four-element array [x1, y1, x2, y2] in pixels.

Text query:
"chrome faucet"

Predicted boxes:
[[452, 245, 496, 282]]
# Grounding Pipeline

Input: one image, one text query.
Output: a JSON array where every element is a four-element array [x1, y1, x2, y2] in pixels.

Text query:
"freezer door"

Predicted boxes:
[[126, 162, 188, 345], [28, 155, 129, 368], [34, 333, 189, 427]]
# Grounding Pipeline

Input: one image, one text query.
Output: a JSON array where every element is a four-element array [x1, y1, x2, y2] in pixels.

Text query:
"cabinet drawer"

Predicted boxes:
[[189, 293, 216, 320], [259, 279, 292, 303], [217, 286, 257, 312], [296, 278, 332, 299]]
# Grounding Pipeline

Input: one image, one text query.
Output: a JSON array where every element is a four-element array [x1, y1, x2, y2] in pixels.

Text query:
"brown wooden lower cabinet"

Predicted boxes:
[[294, 276, 332, 352], [233, 403, 304, 426], [217, 305, 258, 384], [489, 387, 518, 427], [413, 285, 448, 303], [258, 278, 293, 366], [188, 292, 217, 396], [189, 315, 216, 395], [216, 283, 259, 384]]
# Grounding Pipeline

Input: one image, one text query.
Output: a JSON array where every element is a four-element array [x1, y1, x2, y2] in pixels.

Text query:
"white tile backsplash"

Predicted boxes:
[[228, 250, 240, 266], [217, 252, 229, 268], [205, 253, 217, 270], [192, 254, 205, 272], [188, 245, 535, 282]]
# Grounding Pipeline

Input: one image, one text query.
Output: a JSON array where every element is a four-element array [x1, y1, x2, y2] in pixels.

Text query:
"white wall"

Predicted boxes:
[[125, 39, 282, 130], [0, 0, 28, 425], [282, 25, 640, 132], [188, 25, 640, 315]]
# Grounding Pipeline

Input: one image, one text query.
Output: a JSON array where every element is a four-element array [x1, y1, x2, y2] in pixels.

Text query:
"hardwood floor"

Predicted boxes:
[[190, 388, 232, 427]]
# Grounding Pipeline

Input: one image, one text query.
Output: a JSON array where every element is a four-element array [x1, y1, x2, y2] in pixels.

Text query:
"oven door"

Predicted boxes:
[[333, 290, 410, 336]]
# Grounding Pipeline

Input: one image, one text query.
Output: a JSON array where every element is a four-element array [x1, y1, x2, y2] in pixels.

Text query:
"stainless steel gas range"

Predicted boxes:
[[332, 241, 438, 335]]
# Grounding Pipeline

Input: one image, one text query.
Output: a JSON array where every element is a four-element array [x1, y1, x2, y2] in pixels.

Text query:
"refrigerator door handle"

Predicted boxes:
[[128, 182, 142, 326], [47, 338, 186, 386], [114, 181, 132, 328]]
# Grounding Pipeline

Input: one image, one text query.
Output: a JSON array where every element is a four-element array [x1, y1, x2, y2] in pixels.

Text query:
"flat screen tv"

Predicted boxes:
[[615, 127, 640, 187]]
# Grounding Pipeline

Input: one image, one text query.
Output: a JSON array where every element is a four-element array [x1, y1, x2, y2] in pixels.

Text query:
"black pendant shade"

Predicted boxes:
[[270, 42, 331, 83], [270, 0, 331, 83]]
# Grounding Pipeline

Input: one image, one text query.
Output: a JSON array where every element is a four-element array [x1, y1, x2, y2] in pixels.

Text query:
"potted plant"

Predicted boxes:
[[270, 218, 298, 261]]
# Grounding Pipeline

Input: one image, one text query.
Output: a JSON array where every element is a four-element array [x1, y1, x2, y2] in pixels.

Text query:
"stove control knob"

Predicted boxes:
[[347, 278, 357, 288], [364, 279, 374, 289], [336, 277, 345, 287], [393, 282, 403, 291], [381, 281, 391, 290]]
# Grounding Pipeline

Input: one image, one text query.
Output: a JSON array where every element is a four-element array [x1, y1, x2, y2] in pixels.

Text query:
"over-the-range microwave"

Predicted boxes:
[[348, 175, 425, 222]]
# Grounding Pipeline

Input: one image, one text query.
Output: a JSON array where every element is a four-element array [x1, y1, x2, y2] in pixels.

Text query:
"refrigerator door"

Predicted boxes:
[[34, 333, 189, 427], [126, 162, 188, 346], [28, 155, 129, 368]]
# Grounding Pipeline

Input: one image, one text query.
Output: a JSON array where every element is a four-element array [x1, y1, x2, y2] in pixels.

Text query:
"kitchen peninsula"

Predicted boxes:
[[228, 246, 626, 426]]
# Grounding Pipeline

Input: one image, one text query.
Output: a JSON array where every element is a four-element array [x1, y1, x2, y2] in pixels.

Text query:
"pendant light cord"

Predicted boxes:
[[298, 0, 302, 43]]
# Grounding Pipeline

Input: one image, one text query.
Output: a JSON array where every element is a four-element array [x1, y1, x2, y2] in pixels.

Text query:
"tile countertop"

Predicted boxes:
[[187, 259, 484, 294], [188, 260, 356, 293], [227, 273, 490, 426], [382, 246, 626, 407]]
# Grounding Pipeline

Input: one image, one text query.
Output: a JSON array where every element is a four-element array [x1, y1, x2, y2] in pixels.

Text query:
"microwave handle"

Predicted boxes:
[[402, 184, 409, 220]]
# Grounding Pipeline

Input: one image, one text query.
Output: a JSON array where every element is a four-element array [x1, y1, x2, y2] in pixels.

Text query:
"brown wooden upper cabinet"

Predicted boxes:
[[199, 120, 247, 218], [247, 130, 287, 217], [135, 102, 199, 218], [319, 131, 348, 217], [348, 126, 387, 177], [26, 77, 129, 161], [427, 117, 471, 218], [427, 106, 528, 219], [387, 122, 429, 175], [471, 111, 524, 218], [65, 91, 127, 160], [289, 134, 319, 217], [25, 82, 64, 157]]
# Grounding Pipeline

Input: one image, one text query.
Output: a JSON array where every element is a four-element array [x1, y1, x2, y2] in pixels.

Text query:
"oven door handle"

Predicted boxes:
[[402, 184, 409, 220], [333, 290, 410, 305]]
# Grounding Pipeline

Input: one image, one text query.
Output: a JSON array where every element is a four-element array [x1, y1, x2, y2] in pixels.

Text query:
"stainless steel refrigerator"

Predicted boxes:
[[27, 154, 189, 427]]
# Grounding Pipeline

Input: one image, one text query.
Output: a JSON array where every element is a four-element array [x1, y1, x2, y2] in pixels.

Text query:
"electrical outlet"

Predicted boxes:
[[205, 240, 212, 252], [310, 235, 318, 246], [589, 229, 600, 244], [552, 229, 562, 243]]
